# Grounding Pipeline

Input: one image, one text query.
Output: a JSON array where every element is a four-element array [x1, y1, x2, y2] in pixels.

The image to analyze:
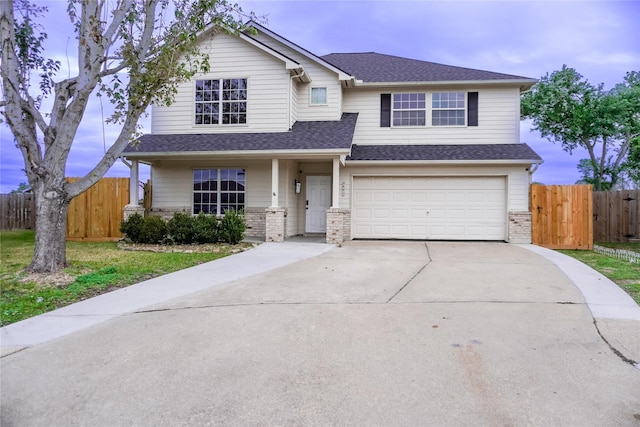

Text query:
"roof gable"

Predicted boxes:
[[244, 21, 354, 82]]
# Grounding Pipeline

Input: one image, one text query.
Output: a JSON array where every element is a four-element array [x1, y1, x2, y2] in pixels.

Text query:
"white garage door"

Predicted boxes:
[[353, 176, 507, 240]]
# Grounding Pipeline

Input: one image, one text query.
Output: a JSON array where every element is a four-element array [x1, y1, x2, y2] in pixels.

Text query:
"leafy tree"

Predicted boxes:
[[0, 0, 251, 272], [575, 158, 615, 190], [10, 182, 30, 193], [621, 137, 640, 188], [522, 66, 639, 191]]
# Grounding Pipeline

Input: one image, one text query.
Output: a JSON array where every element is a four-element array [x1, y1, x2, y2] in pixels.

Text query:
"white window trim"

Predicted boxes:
[[431, 91, 467, 127], [192, 168, 246, 216], [193, 78, 248, 126], [391, 92, 427, 127], [309, 86, 328, 106]]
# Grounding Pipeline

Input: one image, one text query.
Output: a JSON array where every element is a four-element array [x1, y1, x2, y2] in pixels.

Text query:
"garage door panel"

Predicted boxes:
[[353, 176, 506, 240]]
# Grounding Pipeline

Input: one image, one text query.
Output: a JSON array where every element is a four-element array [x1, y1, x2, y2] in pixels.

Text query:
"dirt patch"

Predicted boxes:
[[19, 272, 77, 288]]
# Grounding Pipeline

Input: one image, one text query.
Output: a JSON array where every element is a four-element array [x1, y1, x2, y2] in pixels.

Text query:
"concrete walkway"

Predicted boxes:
[[0, 241, 335, 356], [1, 241, 639, 426]]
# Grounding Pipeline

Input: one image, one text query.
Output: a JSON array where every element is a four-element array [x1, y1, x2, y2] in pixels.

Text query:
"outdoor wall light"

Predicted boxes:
[[295, 179, 301, 194]]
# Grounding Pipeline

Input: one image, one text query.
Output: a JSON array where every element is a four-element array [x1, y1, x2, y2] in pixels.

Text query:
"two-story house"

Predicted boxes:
[[122, 21, 542, 244]]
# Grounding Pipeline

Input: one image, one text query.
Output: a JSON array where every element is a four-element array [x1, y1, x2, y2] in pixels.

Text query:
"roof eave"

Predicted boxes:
[[353, 79, 538, 90], [345, 159, 543, 165], [246, 21, 355, 82], [124, 148, 351, 160]]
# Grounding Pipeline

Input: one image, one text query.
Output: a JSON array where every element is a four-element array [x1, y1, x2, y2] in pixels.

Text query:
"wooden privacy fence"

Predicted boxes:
[[67, 177, 130, 241], [0, 193, 35, 230], [593, 190, 640, 242], [531, 184, 593, 250]]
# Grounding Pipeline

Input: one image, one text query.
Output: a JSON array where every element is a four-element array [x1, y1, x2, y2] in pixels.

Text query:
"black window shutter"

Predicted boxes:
[[468, 92, 478, 126], [380, 94, 391, 127]]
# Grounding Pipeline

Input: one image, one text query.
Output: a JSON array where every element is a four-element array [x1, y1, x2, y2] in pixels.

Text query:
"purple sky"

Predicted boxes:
[[1, 0, 638, 192]]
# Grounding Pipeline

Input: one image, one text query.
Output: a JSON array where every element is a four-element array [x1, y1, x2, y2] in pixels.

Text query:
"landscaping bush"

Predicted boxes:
[[120, 213, 144, 243], [219, 209, 246, 244], [166, 212, 195, 244], [120, 210, 245, 245], [193, 212, 219, 244], [139, 216, 167, 244]]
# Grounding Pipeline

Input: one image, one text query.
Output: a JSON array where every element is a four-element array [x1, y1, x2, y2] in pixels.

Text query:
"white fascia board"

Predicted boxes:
[[124, 149, 351, 160], [238, 32, 301, 70], [345, 159, 544, 166], [354, 79, 537, 92], [247, 21, 354, 82]]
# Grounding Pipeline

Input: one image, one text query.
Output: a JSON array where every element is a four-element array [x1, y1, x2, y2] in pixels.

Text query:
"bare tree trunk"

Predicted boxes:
[[28, 180, 70, 273]]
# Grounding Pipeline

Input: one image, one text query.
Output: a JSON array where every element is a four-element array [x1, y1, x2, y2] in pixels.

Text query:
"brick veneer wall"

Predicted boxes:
[[148, 207, 191, 220], [265, 207, 286, 242], [508, 211, 532, 244], [326, 208, 351, 244], [244, 208, 266, 239]]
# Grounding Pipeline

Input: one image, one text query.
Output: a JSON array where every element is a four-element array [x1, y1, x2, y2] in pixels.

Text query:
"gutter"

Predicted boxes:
[[345, 159, 544, 166], [352, 78, 538, 90], [123, 148, 352, 160]]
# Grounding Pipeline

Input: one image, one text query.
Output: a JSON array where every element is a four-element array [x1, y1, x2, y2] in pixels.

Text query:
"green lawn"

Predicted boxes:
[[559, 242, 640, 305], [0, 230, 250, 326]]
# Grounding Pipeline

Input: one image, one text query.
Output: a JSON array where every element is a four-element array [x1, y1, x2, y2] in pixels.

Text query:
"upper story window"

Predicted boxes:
[[310, 87, 327, 105], [380, 91, 478, 128], [432, 92, 466, 126], [392, 93, 426, 126], [195, 79, 247, 125]]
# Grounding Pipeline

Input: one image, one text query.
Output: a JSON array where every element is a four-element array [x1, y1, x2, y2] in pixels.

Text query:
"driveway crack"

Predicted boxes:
[[592, 319, 638, 367], [386, 242, 431, 303]]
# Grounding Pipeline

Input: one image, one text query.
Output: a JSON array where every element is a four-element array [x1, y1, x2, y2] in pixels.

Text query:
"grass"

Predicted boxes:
[[559, 242, 640, 306], [594, 241, 640, 253], [0, 230, 250, 326]]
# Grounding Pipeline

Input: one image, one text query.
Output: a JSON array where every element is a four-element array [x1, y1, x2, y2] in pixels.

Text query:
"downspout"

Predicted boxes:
[[289, 69, 305, 130], [120, 156, 132, 168]]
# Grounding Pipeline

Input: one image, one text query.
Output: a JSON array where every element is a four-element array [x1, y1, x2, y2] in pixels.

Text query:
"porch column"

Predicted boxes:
[[331, 157, 340, 208], [129, 160, 139, 205], [271, 158, 279, 207], [123, 159, 145, 221]]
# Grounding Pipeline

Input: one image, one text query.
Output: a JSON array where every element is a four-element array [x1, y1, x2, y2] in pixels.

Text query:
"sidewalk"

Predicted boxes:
[[0, 241, 335, 356], [520, 244, 640, 367]]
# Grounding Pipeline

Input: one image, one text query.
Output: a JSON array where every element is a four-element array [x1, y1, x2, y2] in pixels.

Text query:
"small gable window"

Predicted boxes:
[[432, 92, 466, 126], [392, 93, 426, 126], [195, 79, 247, 125], [310, 87, 327, 105], [193, 168, 245, 215]]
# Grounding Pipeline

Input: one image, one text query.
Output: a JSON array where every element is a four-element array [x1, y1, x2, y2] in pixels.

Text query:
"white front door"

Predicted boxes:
[[306, 175, 331, 233]]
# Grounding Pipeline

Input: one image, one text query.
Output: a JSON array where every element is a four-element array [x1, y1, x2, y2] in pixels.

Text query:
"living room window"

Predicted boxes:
[[195, 79, 247, 125], [432, 92, 466, 126], [392, 93, 426, 126], [193, 169, 245, 215]]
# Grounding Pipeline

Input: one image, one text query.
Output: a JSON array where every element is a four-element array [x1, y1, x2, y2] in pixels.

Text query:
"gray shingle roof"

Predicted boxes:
[[347, 144, 542, 162], [321, 52, 534, 83], [123, 113, 358, 154]]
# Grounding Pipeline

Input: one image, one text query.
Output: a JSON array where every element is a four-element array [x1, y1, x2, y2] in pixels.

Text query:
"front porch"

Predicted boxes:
[[122, 156, 352, 245]]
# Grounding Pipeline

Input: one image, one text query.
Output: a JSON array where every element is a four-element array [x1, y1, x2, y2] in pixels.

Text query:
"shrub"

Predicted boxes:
[[193, 212, 219, 244], [219, 209, 246, 244], [166, 212, 195, 244], [139, 216, 167, 244], [120, 213, 144, 243]]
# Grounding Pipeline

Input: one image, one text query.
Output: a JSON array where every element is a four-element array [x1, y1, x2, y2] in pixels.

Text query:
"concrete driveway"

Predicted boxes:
[[2, 241, 639, 426]]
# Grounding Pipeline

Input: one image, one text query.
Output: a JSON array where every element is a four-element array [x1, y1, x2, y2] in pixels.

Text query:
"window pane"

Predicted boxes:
[[311, 87, 327, 104]]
